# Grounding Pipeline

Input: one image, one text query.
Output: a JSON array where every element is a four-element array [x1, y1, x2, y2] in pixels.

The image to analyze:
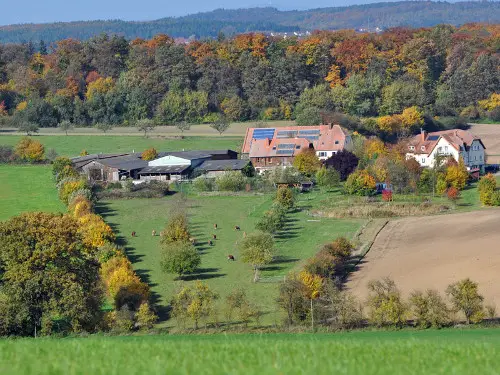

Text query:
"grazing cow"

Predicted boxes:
[[227, 255, 235, 261], [208, 240, 213, 246], [234, 226, 240, 231], [152, 230, 156, 237], [212, 234, 217, 240], [214, 223, 218, 230], [189, 237, 196, 245], [131, 231, 136, 237]]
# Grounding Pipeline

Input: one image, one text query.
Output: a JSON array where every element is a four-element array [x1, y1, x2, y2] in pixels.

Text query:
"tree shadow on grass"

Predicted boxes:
[[180, 267, 226, 281]]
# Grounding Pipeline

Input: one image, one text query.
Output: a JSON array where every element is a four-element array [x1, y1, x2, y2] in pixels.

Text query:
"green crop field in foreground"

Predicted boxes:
[[0, 135, 241, 157], [1, 329, 500, 375], [0, 165, 64, 220]]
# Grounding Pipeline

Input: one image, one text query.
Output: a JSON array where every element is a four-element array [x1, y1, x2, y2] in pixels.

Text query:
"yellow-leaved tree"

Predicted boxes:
[[293, 147, 322, 177], [478, 93, 500, 111], [77, 213, 115, 248], [15, 137, 45, 162], [86, 77, 115, 100], [445, 157, 469, 190], [299, 270, 323, 331]]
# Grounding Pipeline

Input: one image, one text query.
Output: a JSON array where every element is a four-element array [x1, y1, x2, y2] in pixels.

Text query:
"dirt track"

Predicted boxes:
[[348, 209, 500, 309]]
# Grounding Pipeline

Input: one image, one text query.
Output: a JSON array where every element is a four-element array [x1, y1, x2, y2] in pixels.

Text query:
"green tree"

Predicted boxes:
[[367, 277, 408, 327], [160, 241, 201, 277], [135, 302, 158, 330], [171, 281, 218, 329], [409, 289, 450, 328], [293, 147, 321, 177], [160, 212, 190, 244], [58, 120, 74, 135], [446, 278, 484, 324], [240, 232, 275, 282], [136, 118, 156, 137], [344, 169, 376, 196], [295, 106, 321, 126], [95, 122, 113, 134], [0, 212, 103, 336], [478, 174, 497, 206], [210, 113, 230, 135], [274, 186, 295, 209], [255, 205, 287, 234], [315, 167, 340, 190], [18, 121, 39, 136]]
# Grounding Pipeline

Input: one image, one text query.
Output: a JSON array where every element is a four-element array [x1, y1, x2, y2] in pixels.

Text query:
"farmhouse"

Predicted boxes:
[[406, 129, 486, 172], [72, 149, 244, 182], [241, 124, 351, 172]]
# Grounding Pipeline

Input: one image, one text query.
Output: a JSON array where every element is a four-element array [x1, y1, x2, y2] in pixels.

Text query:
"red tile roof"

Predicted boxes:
[[242, 124, 349, 157], [408, 129, 484, 155]]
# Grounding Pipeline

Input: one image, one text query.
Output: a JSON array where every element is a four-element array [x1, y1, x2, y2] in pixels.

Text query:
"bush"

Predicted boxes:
[[215, 171, 246, 191], [136, 302, 158, 330], [193, 176, 214, 192], [478, 174, 497, 206], [14, 137, 45, 162], [344, 169, 376, 196], [487, 107, 500, 122], [410, 289, 450, 328], [0, 145, 15, 163], [446, 278, 484, 324], [255, 205, 287, 234], [304, 250, 337, 279], [77, 213, 116, 248], [96, 181, 169, 199], [160, 241, 201, 277], [446, 186, 460, 202], [58, 178, 88, 204], [367, 278, 408, 327]]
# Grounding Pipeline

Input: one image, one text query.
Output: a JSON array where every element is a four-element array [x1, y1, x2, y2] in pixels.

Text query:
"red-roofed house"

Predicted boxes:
[[406, 129, 486, 172], [241, 124, 351, 171]]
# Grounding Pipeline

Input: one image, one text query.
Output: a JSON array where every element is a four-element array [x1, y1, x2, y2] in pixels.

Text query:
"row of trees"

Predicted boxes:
[[0, 25, 498, 132]]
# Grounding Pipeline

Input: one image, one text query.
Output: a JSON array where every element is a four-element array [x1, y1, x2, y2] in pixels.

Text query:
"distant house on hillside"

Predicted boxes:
[[406, 129, 486, 172], [241, 124, 351, 172], [72, 149, 242, 182]]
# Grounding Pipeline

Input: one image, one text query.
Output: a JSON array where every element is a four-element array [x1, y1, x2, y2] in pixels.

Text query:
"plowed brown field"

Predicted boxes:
[[348, 209, 500, 309]]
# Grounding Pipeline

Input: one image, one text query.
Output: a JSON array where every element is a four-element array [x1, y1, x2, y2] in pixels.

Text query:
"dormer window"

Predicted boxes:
[[409, 146, 415, 151], [272, 146, 276, 150]]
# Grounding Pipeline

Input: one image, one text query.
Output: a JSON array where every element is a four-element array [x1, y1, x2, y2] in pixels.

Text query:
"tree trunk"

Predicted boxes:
[[253, 266, 259, 282], [310, 299, 314, 332]]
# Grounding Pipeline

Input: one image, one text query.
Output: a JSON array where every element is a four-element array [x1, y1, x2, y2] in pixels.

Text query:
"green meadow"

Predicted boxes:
[[1, 329, 500, 375], [0, 135, 241, 157]]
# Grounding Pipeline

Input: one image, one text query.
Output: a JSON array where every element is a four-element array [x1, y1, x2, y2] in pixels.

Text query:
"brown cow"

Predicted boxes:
[[208, 240, 213, 246], [214, 223, 218, 230], [131, 231, 136, 237], [234, 226, 240, 231], [212, 234, 217, 240], [227, 255, 235, 261]]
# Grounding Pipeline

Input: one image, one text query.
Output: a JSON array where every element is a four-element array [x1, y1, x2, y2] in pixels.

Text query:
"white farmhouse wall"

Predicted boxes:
[[406, 137, 459, 168]]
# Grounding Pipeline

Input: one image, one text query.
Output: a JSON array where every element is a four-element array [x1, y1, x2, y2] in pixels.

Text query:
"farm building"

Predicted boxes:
[[72, 149, 247, 182], [241, 124, 351, 172], [195, 159, 252, 178], [406, 129, 486, 172]]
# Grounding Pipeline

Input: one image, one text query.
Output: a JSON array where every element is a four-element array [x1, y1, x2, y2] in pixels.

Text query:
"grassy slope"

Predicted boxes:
[[2, 329, 500, 375], [0, 165, 64, 220], [98, 191, 362, 325], [0, 135, 242, 157]]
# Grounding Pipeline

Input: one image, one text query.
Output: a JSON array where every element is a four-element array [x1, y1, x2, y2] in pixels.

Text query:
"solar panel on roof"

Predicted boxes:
[[277, 130, 298, 138], [277, 143, 295, 149], [427, 135, 439, 141], [276, 149, 293, 155], [298, 130, 320, 135], [252, 128, 276, 140]]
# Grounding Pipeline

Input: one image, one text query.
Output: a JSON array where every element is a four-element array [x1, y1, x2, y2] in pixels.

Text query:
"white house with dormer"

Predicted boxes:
[[406, 129, 486, 172]]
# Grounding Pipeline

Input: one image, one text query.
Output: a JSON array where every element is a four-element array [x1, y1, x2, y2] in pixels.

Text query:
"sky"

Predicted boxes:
[[0, 0, 394, 26]]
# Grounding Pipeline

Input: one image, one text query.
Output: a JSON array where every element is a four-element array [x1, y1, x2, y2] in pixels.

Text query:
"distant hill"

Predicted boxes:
[[1, 1, 499, 43]]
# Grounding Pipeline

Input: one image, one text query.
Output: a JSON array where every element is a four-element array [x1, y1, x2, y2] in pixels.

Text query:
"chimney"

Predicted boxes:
[[420, 128, 426, 142]]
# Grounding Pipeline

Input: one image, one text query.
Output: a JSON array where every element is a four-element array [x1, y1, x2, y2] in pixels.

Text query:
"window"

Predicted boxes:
[[272, 146, 276, 150], [444, 146, 448, 152], [318, 152, 326, 157], [296, 145, 300, 150], [268, 158, 273, 163], [437, 147, 442, 153], [421, 146, 425, 151], [480, 155, 483, 161], [421, 158, 425, 163], [409, 146, 415, 151], [335, 140, 339, 144]]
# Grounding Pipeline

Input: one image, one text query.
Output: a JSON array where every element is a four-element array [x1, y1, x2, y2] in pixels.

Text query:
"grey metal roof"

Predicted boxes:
[[97, 156, 148, 170], [196, 149, 238, 155], [138, 165, 190, 174], [164, 151, 212, 160], [197, 159, 249, 172]]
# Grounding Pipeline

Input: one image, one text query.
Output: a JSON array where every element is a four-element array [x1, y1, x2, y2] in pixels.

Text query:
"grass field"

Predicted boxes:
[[97, 191, 363, 325], [2, 328, 500, 374], [0, 135, 242, 157], [0, 165, 64, 220]]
